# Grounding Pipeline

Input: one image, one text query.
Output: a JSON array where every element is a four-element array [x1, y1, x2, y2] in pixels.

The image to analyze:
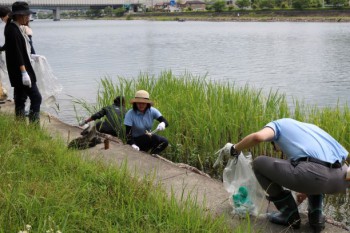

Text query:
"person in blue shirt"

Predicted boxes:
[[220, 118, 348, 232], [124, 90, 169, 155]]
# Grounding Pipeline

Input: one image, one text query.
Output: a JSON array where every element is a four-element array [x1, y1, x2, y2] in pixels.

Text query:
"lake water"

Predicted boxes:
[[1, 19, 349, 124]]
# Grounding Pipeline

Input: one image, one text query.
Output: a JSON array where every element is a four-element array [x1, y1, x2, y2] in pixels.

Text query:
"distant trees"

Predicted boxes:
[[235, 0, 251, 9], [212, 0, 226, 12]]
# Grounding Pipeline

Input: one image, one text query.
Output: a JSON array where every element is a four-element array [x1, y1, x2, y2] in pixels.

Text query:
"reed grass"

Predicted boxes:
[[0, 113, 235, 232], [74, 71, 350, 176]]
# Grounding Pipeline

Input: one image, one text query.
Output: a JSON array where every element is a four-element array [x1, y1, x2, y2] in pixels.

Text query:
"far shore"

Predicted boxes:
[[118, 9, 350, 22]]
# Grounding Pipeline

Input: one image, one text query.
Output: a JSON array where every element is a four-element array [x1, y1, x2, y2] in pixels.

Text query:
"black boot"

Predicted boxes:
[[267, 190, 301, 229], [308, 195, 325, 233], [29, 111, 40, 125], [15, 107, 26, 121]]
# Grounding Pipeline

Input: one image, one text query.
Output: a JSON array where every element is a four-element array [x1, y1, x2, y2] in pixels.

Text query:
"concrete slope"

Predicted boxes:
[[0, 100, 348, 232]]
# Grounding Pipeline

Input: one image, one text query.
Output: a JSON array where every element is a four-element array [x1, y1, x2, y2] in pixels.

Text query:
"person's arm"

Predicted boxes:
[[157, 116, 169, 127], [234, 127, 275, 152]]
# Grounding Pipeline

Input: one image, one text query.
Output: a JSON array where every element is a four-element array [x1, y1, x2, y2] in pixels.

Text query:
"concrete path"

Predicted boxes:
[[0, 100, 348, 233]]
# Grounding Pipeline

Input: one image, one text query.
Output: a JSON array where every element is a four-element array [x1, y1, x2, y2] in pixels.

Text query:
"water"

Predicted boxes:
[[1, 19, 350, 226], [1, 19, 349, 124]]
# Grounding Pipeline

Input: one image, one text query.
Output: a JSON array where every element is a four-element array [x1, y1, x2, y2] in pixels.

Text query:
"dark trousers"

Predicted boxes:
[[134, 134, 168, 154], [14, 83, 42, 118], [96, 121, 120, 137], [252, 156, 349, 197]]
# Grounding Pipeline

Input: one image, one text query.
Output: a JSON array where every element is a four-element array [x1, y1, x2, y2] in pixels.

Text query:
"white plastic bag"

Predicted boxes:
[[222, 152, 267, 216], [30, 54, 62, 108]]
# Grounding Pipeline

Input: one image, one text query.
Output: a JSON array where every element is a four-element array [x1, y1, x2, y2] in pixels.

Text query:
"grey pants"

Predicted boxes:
[[252, 156, 349, 197]]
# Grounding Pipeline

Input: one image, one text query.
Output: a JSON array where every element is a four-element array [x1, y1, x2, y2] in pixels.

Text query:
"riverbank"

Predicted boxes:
[[0, 100, 348, 232], [122, 9, 350, 22]]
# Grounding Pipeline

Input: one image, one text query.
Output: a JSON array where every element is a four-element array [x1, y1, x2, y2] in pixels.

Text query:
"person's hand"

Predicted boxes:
[[131, 144, 140, 151], [21, 71, 32, 88], [79, 120, 86, 127], [296, 193, 307, 205], [221, 143, 235, 157], [156, 122, 166, 131]]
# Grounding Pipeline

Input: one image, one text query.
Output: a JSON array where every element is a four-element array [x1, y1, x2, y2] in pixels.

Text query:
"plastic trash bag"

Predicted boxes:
[[215, 150, 267, 217], [30, 54, 62, 108], [0, 52, 62, 108]]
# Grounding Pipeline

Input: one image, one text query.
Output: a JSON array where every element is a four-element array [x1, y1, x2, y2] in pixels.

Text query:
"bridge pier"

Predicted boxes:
[[53, 7, 61, 21]]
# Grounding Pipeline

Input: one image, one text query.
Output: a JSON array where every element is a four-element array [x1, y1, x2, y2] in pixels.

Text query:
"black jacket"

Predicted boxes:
[[91, 104, 125, 132], [4, 22, 36, 87]]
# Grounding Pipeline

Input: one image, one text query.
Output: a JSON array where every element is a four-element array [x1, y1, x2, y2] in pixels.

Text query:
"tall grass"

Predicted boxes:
[[74, 71, 350, 176], [0, 113, 235, 232]]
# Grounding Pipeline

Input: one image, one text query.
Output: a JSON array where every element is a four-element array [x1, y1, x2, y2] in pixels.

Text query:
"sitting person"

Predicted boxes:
[[124, 90, 169, 155], [80, 96, 126, 138]]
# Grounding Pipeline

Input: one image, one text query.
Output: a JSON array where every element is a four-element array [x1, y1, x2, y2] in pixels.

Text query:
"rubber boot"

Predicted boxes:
[[15, 108, 26, 121], [267, 190, 301, 229], [308, 194, 325, 233], [28, 111, 40, 125]]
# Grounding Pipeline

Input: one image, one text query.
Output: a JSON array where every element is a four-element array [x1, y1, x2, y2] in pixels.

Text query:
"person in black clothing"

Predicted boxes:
[[79, 96, 126, 138], [4, 2, 42, 123], [0, 6, 11, 52]]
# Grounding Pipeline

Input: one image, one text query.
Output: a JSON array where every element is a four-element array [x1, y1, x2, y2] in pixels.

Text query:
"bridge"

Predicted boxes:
[[0, 0, 155, 20]]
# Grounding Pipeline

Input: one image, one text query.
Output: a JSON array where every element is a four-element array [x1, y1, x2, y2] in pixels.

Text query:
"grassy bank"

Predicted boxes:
[[75, 71, 350, 177], [0, 114, 234, 232]]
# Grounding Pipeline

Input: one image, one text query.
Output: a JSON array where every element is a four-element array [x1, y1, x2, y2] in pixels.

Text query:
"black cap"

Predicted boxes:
[[11, 1, 35, 16]]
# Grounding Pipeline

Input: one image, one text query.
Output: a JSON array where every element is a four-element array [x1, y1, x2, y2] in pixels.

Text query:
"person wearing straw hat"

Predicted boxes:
[[218, 118, 348, 232], [124, 90, 169, 155], [4, 1, 42, 123]]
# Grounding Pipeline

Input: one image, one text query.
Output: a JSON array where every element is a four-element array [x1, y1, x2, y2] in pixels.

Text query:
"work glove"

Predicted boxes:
[[213, 143, 240, 168], [156, 122, 166, 131], [131, 144, 140, 151], [79, 120, 86, 127], [21, 71, 32, 88]]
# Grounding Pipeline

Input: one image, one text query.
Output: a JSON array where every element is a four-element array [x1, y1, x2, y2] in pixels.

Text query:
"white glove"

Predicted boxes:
[[22, 71, 32, 88], [213, 143, 234, 168], [156, 122, 166, 131], [131, 144, 140, 151], [79, 120, 86, 127]]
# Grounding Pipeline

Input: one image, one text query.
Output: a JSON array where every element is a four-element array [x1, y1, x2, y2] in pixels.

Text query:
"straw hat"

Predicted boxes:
[[130, 90, 153, 105]]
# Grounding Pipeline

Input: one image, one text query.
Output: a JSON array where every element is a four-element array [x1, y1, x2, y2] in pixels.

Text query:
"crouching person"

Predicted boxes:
[[220, 118, 348, 232], [124, 90, 169, 155]]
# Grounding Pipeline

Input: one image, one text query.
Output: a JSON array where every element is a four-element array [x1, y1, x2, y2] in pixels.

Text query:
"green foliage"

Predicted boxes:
[[258, 0, 276, 8], [212, 0, 226, 12], [329, 0, 347, 7], [236, 0, 251, 9], [0, 113, 231, 232], [292, 0, 310, 9], [114, 7, 126, 17]]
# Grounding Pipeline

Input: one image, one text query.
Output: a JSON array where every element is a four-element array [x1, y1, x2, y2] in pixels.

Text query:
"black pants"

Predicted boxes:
[[96, 121, 120, 137], [14, 83, 42, 118], [134, 134, 168, 154]]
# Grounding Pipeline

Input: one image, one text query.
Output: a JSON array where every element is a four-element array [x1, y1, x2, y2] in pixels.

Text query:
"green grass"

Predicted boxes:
[[0, 114, 235, 232], [74, 71, 350, 177]]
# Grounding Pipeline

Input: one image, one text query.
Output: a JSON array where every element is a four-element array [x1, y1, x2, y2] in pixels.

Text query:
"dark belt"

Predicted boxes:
[[296, 157, 342, 168]]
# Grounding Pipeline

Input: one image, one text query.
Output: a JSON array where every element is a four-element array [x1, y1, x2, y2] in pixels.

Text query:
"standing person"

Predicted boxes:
[[0, 6, 11, 51], [79, 96, 126, 138], [219, 118, 348, 232], [4, 1, 42, 123], [124, 90, 169, 155]]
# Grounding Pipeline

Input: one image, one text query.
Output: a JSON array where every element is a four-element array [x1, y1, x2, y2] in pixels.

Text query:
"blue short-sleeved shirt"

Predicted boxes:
[[124, 107, 162, 137], [266, 118, 348, 163]]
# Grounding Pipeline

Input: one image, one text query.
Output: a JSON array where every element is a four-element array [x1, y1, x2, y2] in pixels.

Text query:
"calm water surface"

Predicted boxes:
[[1, 19, 350, 226], [2, 19, 348, 124]]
